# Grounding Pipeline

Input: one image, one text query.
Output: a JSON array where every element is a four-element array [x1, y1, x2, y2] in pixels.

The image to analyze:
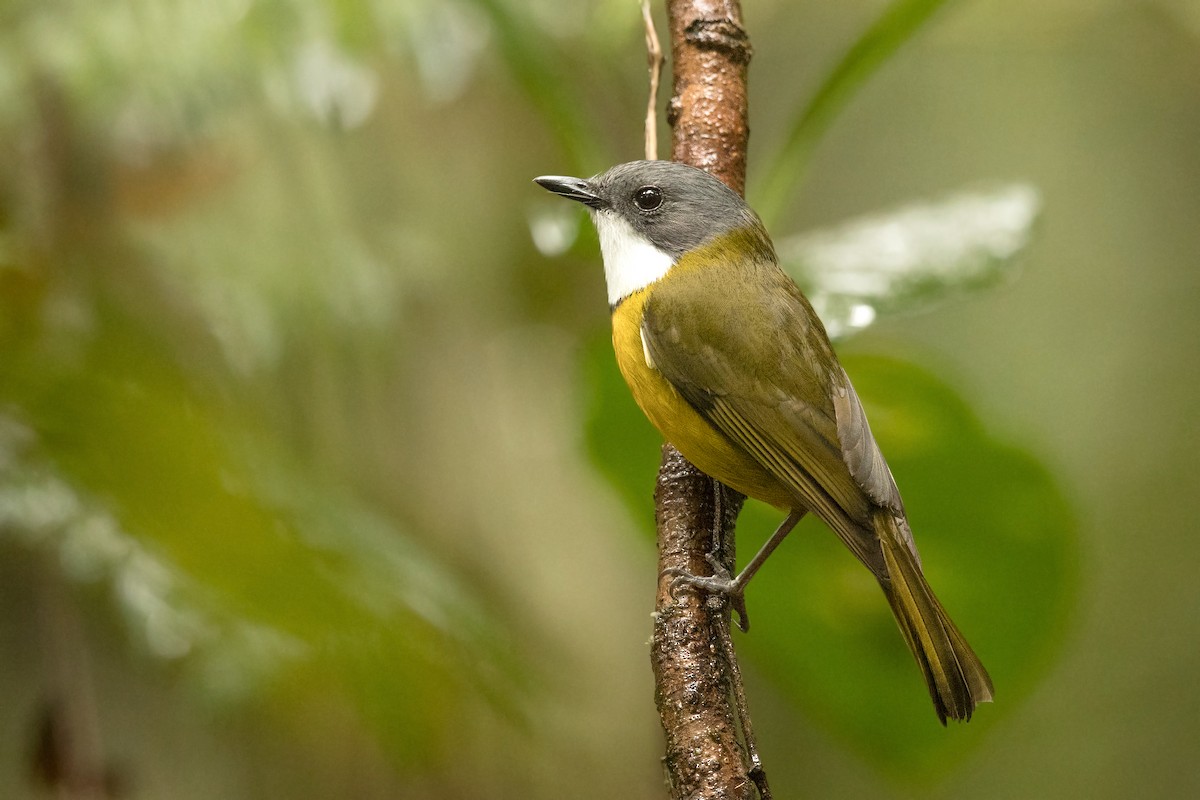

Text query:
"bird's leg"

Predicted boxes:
[[706, 477, 729, 576], [666, 509, 805, 633], [703, 479, 748, 627]]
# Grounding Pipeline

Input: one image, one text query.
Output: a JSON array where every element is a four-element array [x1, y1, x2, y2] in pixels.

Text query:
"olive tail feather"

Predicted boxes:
[[876, 512, 994, 724]]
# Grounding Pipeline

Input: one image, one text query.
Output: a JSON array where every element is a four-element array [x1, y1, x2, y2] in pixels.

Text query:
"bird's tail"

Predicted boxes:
[[875, 510, 994, 723]]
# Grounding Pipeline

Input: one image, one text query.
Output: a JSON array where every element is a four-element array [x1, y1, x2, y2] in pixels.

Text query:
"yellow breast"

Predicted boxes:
[[611, 289, 796, 509]]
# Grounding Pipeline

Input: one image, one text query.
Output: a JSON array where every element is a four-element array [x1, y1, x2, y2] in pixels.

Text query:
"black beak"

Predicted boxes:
[[534, 175, 609, 210]]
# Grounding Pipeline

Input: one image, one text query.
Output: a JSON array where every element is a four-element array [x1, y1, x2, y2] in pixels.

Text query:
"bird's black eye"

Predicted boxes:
[[633, 185, 663, 212]]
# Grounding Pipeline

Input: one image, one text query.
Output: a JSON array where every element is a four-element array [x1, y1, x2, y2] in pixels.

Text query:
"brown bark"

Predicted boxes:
[[651, 2, 755, 798], [665, 1, 752, 194], [653, 448, 749, 799]]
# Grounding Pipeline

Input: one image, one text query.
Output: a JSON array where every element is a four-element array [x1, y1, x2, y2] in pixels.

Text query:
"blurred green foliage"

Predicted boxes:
[[2, 0, 1198, 799], [753, 0, 960, 226]]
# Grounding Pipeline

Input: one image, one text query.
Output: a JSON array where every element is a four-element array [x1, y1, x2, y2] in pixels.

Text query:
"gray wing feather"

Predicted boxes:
[[831, 368, 901, 511], [830, 368, 920, 562]]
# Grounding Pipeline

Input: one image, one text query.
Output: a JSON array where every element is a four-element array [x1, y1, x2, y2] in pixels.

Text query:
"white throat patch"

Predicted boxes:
[[592, 211, 675, 306]]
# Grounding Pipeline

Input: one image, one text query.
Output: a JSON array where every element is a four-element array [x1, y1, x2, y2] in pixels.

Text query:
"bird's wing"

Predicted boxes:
[[829, 366, 917, 559], [642, 258, 914, 571]]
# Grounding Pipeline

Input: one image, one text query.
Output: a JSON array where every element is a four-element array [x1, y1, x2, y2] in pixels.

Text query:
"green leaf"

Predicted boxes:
[[583, 343, 1075, 779], [754, 0, 962, 227], [738, 355, 1074, 779], [780, 184, 1041, 339]]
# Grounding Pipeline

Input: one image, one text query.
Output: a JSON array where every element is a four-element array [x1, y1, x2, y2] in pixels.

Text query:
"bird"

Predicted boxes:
[[535, 160, 993, 723]]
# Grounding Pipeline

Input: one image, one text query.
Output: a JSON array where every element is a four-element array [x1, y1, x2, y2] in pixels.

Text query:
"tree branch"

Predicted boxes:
[[651, 2, 756, 798], [665, 1, 752, 193]]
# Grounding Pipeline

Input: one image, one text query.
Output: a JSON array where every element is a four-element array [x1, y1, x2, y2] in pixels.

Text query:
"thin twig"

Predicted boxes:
[[718, 611, 771, 799], [709, 479, 770, 798], [641, 0, 664, 160]]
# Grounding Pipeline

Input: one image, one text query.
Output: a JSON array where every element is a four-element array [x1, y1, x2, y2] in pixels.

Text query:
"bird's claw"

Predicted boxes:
[[662, 563, 751, 632]]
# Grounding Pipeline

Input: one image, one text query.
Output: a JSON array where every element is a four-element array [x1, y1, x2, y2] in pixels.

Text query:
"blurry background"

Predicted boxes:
[[1, 0, 1197, 798]]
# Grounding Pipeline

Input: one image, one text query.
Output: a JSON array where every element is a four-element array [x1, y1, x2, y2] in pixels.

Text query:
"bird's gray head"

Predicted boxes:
[[535, 160, 766, 306]]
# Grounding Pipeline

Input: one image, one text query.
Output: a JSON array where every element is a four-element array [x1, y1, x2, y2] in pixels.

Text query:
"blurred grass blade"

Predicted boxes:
[[468, 0, 606, 172], [754, 0, 960, 226], [779, 183, 1041, 340]]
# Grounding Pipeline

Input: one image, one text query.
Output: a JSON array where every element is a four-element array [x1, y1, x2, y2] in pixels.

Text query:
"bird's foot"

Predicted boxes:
[[663, 553, 751, 632]]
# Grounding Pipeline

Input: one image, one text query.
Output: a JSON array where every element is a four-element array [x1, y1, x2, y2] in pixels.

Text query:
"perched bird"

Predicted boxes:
[[535, 160, 993, 723]]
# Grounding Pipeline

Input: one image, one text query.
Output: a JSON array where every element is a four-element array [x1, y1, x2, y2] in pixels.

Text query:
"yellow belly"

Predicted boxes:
[[611, 291, 796, 510]]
